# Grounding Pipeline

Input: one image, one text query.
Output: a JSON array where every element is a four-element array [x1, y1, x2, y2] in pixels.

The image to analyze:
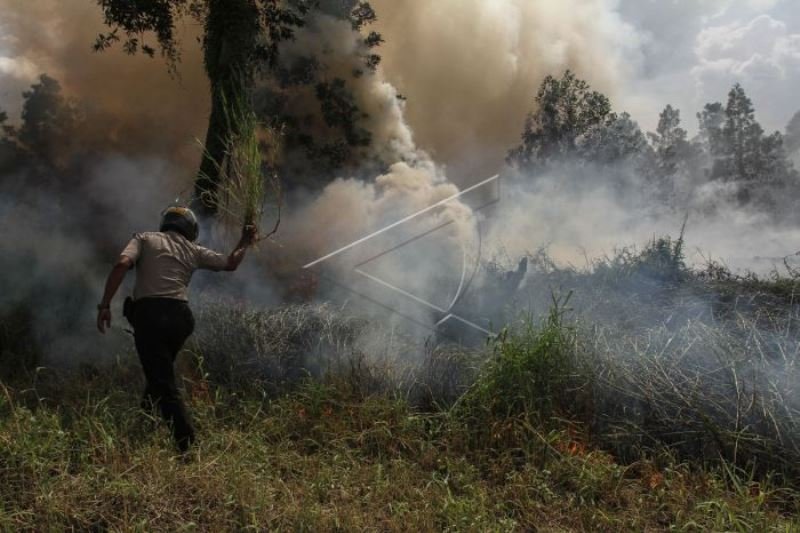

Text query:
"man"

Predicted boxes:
[[97, 206, 257, 452]]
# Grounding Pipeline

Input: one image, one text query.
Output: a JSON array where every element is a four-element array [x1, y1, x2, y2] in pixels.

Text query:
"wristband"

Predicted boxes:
[[97, 303, 110, 310]]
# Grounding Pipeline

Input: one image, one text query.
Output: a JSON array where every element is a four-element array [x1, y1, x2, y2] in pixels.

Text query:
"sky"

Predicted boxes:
[[618, 0, 800, 134]]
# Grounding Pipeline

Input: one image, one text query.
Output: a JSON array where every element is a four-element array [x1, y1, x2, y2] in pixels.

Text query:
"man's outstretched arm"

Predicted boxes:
[[223, 225, 258, 272], [97, 255, 134, 333]]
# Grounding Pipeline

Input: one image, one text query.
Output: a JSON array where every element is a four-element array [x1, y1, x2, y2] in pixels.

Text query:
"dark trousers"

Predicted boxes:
[[132, 298, 196, 452]]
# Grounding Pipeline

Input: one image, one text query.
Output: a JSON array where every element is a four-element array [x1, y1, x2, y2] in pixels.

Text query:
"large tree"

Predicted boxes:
[[507, 70, 613, 173], [700, 84, 797, 206], [646, 105, 702, 201], [95, 0, 380, 214], [649, 105, 690, 178], [95, 0, 310, 214], [0, 75, 83, 177]]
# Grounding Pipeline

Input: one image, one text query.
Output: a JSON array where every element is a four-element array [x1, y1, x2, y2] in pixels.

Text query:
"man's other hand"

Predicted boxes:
[[97, 308, 112, 334]]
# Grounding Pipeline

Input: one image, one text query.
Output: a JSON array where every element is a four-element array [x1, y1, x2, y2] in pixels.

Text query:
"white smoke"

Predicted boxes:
[[273, 17, 477, 326], [370, 0, 642, 180]]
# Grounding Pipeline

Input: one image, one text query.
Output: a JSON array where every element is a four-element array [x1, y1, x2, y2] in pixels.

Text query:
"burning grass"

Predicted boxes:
[[4, 238, 800, 529]]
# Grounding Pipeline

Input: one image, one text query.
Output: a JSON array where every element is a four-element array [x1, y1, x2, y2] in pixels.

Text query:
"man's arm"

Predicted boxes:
[[223, 225, 258, 272], [97, 255, 134, 333]]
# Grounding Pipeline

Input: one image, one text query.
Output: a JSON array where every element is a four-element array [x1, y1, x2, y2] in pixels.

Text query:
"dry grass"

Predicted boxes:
[[4, 238, 800, 530], [2, 365, 798, 532], [471, 237, 800, 480]]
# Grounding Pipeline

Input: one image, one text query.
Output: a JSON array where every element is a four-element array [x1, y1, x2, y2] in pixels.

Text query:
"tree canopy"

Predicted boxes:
[[507, 70, 613, 172], [508, 71, 799, 217], [94, 0, 381, 214]]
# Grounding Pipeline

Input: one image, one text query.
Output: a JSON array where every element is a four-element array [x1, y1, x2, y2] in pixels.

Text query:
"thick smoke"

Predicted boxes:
[[1, 0, 800, 359], [370, 0, 640, 180], [268, 12, 480, 330], [0, 0, 208, 169]]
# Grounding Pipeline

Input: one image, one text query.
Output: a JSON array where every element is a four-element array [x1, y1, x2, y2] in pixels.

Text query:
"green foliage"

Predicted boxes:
[[459, 297, 579, 421], [700, 84, 798, 207], [579, 111, 651, 167], [647, 105, 700, 199], [507, 70, 614, 171], [13, 75, 82, 168], [507, 72, 799, 218], [257, 3, 384, 186], [601, 233, 689, 284], [315, 78, 372, 148], [94, 0, 309, 70]]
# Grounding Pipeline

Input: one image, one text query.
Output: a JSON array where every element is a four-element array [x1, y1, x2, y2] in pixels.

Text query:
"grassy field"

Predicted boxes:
[[3, 239, 800, 531], [2, 360, 799, 532]]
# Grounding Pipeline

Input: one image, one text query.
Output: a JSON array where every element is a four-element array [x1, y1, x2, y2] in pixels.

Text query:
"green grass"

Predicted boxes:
[[2, 315, 800, 532], [5, 237, 800, 530]]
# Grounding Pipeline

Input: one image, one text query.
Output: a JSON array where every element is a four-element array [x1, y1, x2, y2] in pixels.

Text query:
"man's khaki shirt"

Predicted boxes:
[[120, 231, 227, 301]]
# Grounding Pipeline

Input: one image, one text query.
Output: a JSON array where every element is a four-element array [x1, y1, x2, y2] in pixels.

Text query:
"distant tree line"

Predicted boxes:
[[507, 71, 800, 219], [0, 75, 83, 188], [3, 67, 800, 227]]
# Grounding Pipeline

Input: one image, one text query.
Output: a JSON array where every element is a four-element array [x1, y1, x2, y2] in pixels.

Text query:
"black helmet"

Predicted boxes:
[[160, 206, 199, 241]]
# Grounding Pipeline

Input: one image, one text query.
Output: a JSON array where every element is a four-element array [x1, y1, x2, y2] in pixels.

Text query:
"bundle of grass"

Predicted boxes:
[[199, 90, 283, 239]]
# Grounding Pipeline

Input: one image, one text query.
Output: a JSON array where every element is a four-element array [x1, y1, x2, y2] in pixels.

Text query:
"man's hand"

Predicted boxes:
[[224, 225, 259, 272], [241, 224, 258, 247], [97, 307, 111, 334]]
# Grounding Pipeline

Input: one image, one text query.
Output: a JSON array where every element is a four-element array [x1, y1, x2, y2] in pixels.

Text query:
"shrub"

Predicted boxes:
[[453, 295, 593, 451]]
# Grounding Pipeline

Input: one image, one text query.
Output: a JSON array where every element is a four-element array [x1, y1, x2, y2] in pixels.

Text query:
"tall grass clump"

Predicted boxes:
[[473, 235, 800, 481], [199, 90, 282, 235], [190, 299, 369, 394], [453, 295, 594, 452], [596, 233, 688, 286]]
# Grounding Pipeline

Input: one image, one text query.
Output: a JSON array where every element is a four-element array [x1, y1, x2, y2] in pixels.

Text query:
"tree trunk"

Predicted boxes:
[[195, 90, 228, 217], [193, 0, 259, 217]]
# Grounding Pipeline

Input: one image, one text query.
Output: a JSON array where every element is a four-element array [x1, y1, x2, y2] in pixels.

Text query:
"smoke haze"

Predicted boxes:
[[370, 0, 639, 179], [2, 1, 798, 172], [1, 0, 800, 355], [0, 0, 208, 169]]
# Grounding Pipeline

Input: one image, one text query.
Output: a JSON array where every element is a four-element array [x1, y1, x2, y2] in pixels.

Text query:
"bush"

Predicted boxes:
[[453, 295, 594, 453]]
